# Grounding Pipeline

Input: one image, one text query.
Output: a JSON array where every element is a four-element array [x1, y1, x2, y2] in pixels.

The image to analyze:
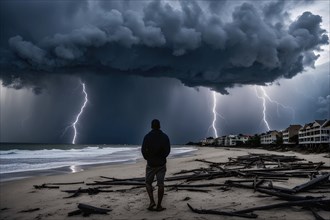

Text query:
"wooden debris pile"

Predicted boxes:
[[33, 153, 329, 219]]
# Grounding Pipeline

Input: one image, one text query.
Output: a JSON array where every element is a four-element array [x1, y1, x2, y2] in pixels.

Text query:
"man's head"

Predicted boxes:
[[151, 119, 160, 130]]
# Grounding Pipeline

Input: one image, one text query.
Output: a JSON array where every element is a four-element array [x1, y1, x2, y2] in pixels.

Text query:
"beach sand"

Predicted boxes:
[[1, 147, 329, 220]]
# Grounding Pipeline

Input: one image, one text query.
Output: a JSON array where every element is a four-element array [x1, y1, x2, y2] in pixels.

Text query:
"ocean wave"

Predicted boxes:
[[0, 151, 17, 155], [0, 146, 140, 159], [0, 145, 196, 175]]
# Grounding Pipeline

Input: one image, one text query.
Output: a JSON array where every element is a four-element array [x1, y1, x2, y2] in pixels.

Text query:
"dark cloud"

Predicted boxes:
[[0, 0, 328, 94], [317, 95, 330, 116]]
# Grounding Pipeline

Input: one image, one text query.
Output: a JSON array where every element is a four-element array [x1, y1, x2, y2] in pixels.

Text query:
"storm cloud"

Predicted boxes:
[[0, 0, 328, 94]]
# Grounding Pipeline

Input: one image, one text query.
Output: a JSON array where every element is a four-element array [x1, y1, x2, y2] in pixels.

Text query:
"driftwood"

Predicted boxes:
[[45, 181, 84, 185], [233, 198, 330, 214], [63, 186, 144, 198], [87, 181, 145, 186], [170, 187, 211, 193], [225, 181, 297, 194], [19, 208, 40, 213], [100, 176, 145, 182], [187, 203, 258, 218], [292, 173, 330, 193], [63, 187, 82, 198], [68, 203, 112, 217], [167, 183, 226, 188], [33, 184, 59, 189], [308, 207, 327, 220], [187, 199, 330, 217], [255, 188, 323, 201], [31, 153, 329, 219]]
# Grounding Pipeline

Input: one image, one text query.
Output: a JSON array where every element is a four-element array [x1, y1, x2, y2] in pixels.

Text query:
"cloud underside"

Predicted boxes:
[[0, 0, 328, 94]]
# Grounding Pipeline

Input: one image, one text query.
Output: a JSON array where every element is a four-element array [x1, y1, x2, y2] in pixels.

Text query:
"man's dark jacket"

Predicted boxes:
[[141, 129, 171, 167]]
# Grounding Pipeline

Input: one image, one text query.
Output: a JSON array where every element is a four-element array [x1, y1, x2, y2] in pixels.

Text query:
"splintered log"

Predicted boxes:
[[45, 181, 84, 185], [234, 198, 330, 214], [308, 207, 327, 220], [226, 181, 296, 194], [63, 187, 82, 198], [77, 203, 111, 214], [100, 176, 145, 182], [187, 203, 257, 218], [166, 183, 226, 188], [171, 187, 211, 193], [87, 181, 145, 186], [34, 184, 59, 189], [292, 173, 330, 193], [255, 188, 324, 201], [173, 168, 208, 175], [63, 186, 143, 198], [68, 204, 111, 217], [19, 208, 40, 213]]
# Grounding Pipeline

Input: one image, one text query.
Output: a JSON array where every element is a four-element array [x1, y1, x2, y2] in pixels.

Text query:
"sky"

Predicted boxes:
[[0, 0, 329, 144]]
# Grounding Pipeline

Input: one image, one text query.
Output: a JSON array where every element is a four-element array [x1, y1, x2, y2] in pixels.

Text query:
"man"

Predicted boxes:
[[141, 119, 171, 212]]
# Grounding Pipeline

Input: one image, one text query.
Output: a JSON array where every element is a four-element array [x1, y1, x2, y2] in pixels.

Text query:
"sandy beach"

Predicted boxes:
[[1, 147, 329, 220]]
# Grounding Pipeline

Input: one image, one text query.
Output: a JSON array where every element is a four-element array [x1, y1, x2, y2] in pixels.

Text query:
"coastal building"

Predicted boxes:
[[260, 131, 282, 145], [215, 136, 225, 146], [282, 125, 302, 144], [298, 120, 330, 146], [201, 137, 215, 146], [224, 134, 251, 146]]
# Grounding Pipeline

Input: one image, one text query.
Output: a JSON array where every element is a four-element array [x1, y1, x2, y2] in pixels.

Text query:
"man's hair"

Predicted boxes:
[[151, 119, 161, 129]]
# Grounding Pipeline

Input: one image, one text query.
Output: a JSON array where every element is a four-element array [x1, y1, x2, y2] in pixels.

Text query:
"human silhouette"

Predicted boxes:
[[141, 119, 171, 211]]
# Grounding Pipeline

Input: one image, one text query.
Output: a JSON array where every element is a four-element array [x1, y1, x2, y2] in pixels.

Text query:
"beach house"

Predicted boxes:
[[260, 130, 282, 145], [282, 125, 302, 144], [298, 120, 330, 147], [223, 134, 251, 146]]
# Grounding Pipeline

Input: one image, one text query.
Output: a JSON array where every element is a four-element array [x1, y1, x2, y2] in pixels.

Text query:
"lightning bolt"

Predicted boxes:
[[71, 81, 88, 144], [255, 86, 271, 131], [254, 86, 296, 131], [212, 91, 219, 138], [259, 87, 295, 120], [207, 91, 226, 138]]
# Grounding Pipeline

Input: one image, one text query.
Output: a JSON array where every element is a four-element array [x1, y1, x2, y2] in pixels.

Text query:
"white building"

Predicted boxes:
[[201, 137, 215, 146], [298, 120, 330, 146], [224, 134, 251, 146], [260, 131, 282, 145], [282, 125, 302, 144]]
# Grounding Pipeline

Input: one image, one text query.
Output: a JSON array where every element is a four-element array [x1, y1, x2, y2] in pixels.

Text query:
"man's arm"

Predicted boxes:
[[164, 136, 171, 157], [141, 136, 148, 160]]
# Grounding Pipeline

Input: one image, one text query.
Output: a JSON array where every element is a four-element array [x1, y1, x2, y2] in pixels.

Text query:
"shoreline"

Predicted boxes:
[[1, 147, 329, 220], [0, 146, 198, 183]]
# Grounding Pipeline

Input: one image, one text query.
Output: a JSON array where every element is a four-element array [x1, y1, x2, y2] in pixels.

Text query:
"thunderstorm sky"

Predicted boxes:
[[0, 0, 329, 144]]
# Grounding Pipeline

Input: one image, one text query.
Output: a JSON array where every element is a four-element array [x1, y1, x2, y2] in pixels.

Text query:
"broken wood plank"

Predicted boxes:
[[308, 207, 326, 220], [63, 187, 82, 198], [187, 203, 257, 218], [292, 173, 330, 193], [87, 181, 145, 186], [226, 181, 296, 194], [171, 187, 211, 193], [100, 176, 145, 182], [33, 184, 59, 189], [19, 208, 40, 213], [45, 181, 84, 185], [166, 183, 226, 188], [234, 198, 330, 214], [255, 188, 324, 201], [77, 203, 111, 215]]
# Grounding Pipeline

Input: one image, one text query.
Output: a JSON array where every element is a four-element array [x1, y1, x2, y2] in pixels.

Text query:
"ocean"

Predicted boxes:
[[0, 144, 197, 181]]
